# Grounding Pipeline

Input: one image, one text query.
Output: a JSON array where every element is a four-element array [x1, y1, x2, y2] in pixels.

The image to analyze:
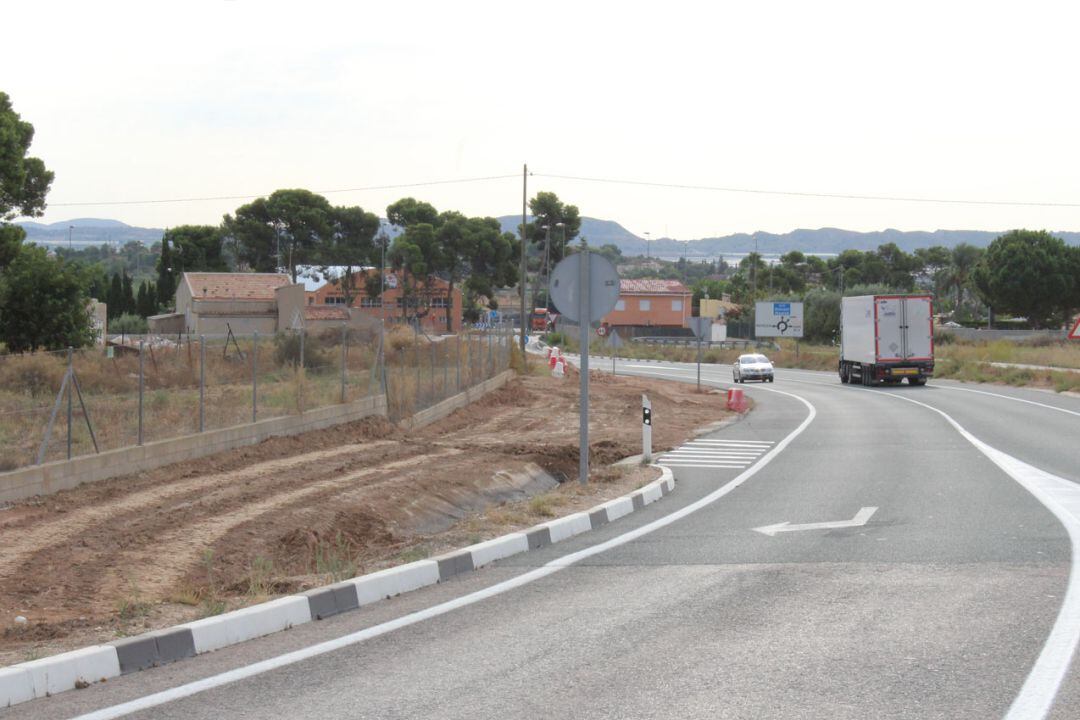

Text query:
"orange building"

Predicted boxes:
[[601, 279, 691, 331], [308, 269, 464, 332]]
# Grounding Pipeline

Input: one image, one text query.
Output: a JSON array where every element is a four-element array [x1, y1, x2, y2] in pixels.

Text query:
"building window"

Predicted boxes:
[[671, 299, 683, 311], [308, 297, 314, 305], [360, 297, 382, 308], [324, 295, 346, 305], [639, 299, 651, 311], [431, 296, 449, 308], [615, 300, 625, 311]]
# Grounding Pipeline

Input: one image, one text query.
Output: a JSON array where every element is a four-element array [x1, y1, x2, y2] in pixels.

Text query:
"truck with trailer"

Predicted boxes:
[[839, 295, 934, 386]]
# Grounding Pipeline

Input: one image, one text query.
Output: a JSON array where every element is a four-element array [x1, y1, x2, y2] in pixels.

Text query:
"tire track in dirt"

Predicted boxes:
[[0, 441, 400, 580], [96, 449, 463, 609]]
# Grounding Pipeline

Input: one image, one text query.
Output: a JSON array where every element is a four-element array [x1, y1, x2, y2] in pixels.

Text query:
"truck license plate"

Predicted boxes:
[[892, 368, 917, 375]]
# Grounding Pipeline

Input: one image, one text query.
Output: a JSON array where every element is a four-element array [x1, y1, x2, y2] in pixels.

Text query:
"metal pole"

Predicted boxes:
[[579, 246, 590, 485], [520, 162, 528, 356], [442, 340, 448, 399], [66, 347, 73, 459], [487, 330, 493, 378], [137, 341, 144, 446], [697, 337, 702, 391], [252, 331, 258, 422], [341, 324, 347, 404], [199, 335, 205, 432], [430, 340, 435, 402]]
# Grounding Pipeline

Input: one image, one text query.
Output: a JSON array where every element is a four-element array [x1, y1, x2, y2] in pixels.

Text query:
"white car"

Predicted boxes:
[[733, 353, 774, 383]]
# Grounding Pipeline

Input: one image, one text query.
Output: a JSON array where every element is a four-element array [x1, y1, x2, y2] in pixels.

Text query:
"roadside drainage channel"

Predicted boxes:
[[0, 468, 674, 709]]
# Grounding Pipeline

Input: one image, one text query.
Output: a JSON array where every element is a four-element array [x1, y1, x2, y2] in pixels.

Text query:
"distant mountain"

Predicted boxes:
[[16, 218, 164, 247], [16, 216, 1080, 256], [496, 216, 642, 248], [499, 218, 1080, 257]]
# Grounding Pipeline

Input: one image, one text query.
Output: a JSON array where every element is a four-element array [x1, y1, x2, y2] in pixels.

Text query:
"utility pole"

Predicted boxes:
[[644, 231, 651, 260], [751, 235, 758, 340], [520, 163, 528, 355]]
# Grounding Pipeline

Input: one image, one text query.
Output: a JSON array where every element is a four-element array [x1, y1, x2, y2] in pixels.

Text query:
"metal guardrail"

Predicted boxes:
[[630, 337, 780, 351]]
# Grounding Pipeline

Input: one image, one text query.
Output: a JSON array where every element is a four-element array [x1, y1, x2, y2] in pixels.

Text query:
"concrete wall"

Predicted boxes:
[[399, 370, 515, 431], [0, 394, 387, 504]]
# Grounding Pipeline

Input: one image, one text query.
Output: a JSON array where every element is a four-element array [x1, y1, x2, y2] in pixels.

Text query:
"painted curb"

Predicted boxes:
[[0, 466, 674, 709]]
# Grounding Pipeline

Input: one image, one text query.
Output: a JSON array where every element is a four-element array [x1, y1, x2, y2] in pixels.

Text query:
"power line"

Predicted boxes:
[[532, 172, 1080, 209], [47, 173, 520, 208]]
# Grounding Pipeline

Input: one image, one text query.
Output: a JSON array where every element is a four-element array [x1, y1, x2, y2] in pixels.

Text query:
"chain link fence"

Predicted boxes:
[[0, 322, 514, 473]]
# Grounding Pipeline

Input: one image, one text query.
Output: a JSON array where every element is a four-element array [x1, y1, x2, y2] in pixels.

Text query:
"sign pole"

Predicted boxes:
[[578, 246, 590, 485]]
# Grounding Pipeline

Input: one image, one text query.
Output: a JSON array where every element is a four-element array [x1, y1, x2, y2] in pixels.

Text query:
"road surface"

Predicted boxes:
[[11, 360, 1080, 720]]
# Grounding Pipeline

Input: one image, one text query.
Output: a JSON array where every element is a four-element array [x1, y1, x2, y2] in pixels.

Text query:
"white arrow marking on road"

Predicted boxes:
[[753, 506, 878, 537]]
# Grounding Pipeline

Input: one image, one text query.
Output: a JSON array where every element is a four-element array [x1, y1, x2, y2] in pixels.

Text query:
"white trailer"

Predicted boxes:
[[840, 295, 934, 386]]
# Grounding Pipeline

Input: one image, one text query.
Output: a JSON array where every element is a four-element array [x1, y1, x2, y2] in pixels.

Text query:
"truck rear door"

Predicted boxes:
[[903, 296, 933, 360], [875, 297, 905, 362]]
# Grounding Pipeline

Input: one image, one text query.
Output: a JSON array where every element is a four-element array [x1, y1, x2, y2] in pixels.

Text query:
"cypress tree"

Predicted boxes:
[[107, 272, 123, 320], [121, 271, 135, 315]]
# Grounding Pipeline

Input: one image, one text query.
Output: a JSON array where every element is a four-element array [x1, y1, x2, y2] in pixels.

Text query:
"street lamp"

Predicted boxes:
[[644, 231, 651, 259], [68, 225, 74, 251]]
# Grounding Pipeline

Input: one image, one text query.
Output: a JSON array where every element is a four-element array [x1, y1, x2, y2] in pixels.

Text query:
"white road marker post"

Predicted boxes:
[[642, 394, 652, 463]]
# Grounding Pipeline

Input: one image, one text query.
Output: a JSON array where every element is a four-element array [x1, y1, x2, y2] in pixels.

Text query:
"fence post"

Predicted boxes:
[[199, 335, 205, 432], [66, 347, 73, 460], [442, 340, 448, 400], [252, 331, 259, 423], [340, 324, 347, 404], [488, 330, 493, 378], [456, 332, 461, 392], [430, 340, 436, 402], [413, 326, 421, 408], [137, 341, 144, 446], [298, 328, 305, 414]]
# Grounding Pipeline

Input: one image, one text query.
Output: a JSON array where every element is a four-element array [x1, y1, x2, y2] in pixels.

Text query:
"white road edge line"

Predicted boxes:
[[866, 390, 1080, 720], [931, 384, 1080, 420], [645, 364, 1080, 718], [69, 386, 817, 720]]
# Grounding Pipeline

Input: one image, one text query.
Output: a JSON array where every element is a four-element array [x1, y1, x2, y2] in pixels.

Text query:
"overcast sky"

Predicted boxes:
[[4, 1, 1079, 239]]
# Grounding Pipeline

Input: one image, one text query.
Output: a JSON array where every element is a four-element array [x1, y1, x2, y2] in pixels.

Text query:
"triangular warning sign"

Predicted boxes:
[[1069, 316, 1080, 340]]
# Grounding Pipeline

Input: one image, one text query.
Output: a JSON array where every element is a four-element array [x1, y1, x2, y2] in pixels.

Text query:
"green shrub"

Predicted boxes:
[[111, 313, 148, 335]]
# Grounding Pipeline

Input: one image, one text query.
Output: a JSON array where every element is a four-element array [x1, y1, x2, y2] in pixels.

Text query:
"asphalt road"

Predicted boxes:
[[12, 360, 1080, 720]]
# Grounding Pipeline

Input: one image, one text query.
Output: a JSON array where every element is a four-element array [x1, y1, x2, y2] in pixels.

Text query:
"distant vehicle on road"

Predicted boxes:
[[531, 308, 556, 332], [734, 354, 774, 383], [840, 295, 934, 386]]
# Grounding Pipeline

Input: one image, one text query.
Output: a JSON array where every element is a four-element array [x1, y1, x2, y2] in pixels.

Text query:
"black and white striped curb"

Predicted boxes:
[[0, 468, 674, 708]]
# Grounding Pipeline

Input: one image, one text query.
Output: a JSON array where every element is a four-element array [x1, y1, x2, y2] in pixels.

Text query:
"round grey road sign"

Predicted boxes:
[[548, 252, 621, 323]]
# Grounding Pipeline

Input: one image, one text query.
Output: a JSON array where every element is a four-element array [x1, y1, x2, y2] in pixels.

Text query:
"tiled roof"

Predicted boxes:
[[185, 273, 291, 301], [619, 279, 690, 295], [304, 306, 350, 321]]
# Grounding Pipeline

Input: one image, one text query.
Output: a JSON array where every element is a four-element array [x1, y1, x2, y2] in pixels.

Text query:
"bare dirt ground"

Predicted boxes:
[[0, 369, 733, 665]]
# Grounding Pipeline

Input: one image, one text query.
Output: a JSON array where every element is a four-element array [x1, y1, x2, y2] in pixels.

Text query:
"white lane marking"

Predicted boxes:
[[71, 386, 817, 720], [854, 389, 1080, 720], [753, 507, 878, 537], [660, 451, 753, 458], [686, 440, 773, 447], [931, 384, 1080, 420], [660, 463, 750, 469]]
